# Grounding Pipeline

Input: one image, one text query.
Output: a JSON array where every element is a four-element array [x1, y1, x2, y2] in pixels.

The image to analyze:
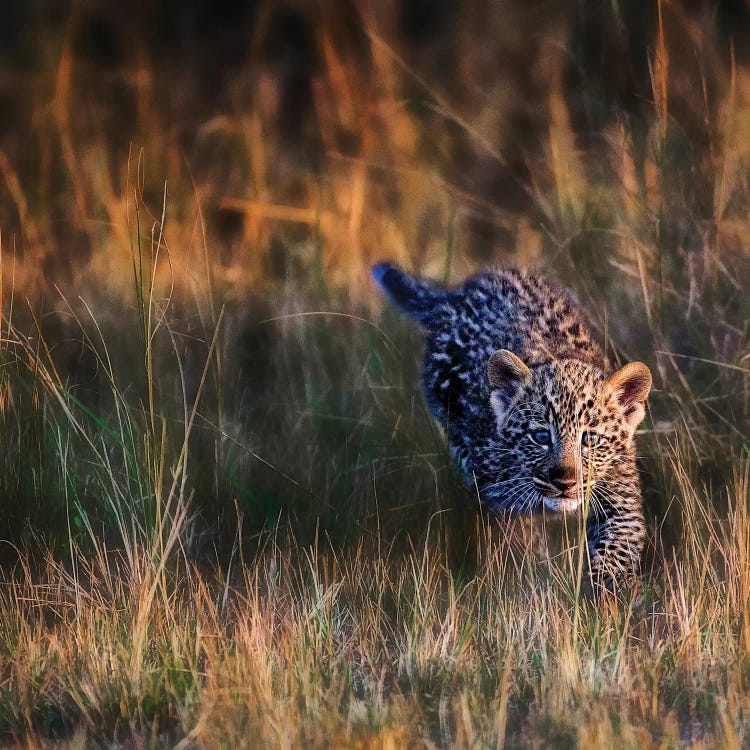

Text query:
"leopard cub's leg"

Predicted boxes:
[[585, 491, 646, 594]]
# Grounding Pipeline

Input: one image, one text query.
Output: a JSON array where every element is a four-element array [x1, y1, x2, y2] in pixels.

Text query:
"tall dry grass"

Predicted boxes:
[[0, 0, 747, 746], [0, 441, 747, 746]]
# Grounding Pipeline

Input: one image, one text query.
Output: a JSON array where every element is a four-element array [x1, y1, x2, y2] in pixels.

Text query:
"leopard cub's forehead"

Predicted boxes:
[[519, 360, 605, 421]]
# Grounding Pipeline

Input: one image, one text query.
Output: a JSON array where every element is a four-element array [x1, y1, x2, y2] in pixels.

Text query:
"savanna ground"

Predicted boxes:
[[0, 1, 749, 747]]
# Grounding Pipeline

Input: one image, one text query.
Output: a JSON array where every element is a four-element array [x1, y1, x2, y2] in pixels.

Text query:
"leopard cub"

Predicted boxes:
[[373, 263, 652, 589]]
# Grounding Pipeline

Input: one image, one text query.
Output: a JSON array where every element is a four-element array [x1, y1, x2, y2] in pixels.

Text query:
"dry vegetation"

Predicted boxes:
[[0, 0, 749, 747]]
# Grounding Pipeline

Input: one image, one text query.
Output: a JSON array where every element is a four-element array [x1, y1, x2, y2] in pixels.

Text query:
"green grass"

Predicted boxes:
[[0, 1, 749, 746]]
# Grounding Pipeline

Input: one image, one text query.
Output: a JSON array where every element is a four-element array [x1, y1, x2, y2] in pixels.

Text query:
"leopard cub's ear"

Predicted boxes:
[[487, 349, 531, 426], [603, 361, 652, 435]]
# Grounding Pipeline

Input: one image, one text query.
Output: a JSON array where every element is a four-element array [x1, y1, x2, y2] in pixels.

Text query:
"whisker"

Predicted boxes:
[[521, 486, 540, 514], [482, 476, 529, 492], [495, 480, 537, 512]]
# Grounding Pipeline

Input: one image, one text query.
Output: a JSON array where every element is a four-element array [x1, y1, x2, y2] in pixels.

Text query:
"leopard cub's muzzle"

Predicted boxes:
[[532, 462, 589, 512]]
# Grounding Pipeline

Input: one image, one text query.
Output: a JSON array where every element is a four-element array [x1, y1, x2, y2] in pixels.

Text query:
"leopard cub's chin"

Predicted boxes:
[[541, 494, 582, 513]]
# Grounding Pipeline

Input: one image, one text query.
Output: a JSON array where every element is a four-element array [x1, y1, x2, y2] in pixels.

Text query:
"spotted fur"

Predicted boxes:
[[373, 262, 652, 589]]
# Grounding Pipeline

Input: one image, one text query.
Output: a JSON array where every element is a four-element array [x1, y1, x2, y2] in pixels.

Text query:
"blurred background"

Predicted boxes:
[[0, 0, 748, 555], [2, 0, 748, 291]]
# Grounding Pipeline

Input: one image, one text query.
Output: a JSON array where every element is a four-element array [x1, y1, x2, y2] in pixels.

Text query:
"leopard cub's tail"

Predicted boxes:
[[371, 262, 450, 328]]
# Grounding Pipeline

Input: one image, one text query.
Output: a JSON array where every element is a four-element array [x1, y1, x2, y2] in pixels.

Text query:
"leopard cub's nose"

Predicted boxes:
[[547, 466, 577, 493]]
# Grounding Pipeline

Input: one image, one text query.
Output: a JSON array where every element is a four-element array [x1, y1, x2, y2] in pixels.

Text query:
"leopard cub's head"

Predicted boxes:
[[483, 350, 651, 514]]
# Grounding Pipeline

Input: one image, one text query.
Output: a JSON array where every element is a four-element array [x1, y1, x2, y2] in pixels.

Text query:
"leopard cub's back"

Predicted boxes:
[[420, 268, 603, 431]]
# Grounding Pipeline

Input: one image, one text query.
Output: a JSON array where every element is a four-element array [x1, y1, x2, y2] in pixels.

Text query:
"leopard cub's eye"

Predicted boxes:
[[581, 431, 599, 448], [528, 429, 551, 447]]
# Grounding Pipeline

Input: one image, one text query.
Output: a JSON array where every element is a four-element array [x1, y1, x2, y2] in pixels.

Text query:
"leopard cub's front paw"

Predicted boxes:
[[583, 570, 644, 605]]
